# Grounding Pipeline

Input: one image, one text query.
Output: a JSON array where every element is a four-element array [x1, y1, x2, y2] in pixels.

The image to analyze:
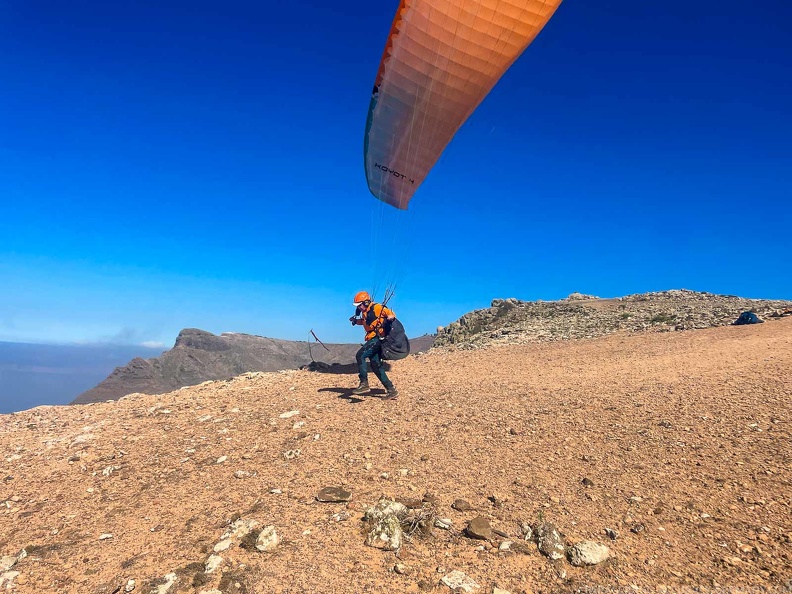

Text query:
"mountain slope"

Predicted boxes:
[[1, 316, 789, 593]]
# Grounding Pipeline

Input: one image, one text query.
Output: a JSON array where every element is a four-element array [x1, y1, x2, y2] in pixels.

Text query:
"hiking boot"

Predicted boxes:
[[384, 386, 399, 400], [351, 381, 370, 395]]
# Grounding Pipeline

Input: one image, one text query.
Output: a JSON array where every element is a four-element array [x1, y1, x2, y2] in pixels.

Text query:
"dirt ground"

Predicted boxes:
[[1, 318, 790, 594]]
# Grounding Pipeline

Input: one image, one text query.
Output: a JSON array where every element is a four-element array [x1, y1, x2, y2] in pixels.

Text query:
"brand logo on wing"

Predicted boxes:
[[375, 163, 414, 184]]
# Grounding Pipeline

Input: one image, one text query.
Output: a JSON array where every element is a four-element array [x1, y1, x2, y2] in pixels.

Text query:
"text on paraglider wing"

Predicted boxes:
[[374, 163, 415, 184]]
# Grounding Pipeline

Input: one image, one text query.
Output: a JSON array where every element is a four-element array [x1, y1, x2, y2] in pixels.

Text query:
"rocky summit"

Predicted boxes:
[[1, 290, 790, 593], [435, 289, 792, 347]]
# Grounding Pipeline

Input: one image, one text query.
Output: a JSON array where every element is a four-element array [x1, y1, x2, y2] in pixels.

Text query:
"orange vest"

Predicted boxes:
[[362, 303, 395, 340]]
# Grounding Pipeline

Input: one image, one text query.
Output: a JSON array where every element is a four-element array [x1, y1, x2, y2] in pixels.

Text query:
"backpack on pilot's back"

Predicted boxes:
[[380, 318, 410, 360]]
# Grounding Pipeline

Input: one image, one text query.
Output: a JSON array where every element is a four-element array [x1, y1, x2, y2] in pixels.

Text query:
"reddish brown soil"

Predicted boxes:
[[1, 318, 790, 594]]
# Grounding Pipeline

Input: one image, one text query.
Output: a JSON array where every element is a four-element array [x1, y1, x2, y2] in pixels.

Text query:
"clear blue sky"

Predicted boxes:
[[2, 0, 790, 347]]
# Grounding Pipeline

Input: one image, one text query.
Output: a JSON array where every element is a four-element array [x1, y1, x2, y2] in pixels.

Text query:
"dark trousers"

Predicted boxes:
[[356, 338, 392, 388]]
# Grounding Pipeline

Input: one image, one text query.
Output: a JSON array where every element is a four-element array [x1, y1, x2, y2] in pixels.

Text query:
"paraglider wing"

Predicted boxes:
[[364, 0, 563, 210]]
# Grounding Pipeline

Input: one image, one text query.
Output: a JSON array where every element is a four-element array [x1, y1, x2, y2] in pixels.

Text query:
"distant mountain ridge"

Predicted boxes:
[[72, 329, 435, 405]]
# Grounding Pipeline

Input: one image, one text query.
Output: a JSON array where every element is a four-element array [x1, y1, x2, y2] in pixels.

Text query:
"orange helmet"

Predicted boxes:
[[353, 291, 372, 305]]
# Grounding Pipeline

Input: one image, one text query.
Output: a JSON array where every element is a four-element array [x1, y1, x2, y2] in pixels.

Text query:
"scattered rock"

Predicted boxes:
[[283, 449, 301, 460], [441, 569, 480, 592], [98, 533, 113, 540], [0, 557, 16, 572], [465, 516, 493, 540], [568, 541, 611, 566], [364, 498, 408, 551], [256, 525, 280, 552], [452, 499, 473, 512], [279, 410, 300, 419], [317, 486, 351, 503], [205, 554, 223, 573], [422, 492, 439, 505], [535, 521, 565, 560], [520, 522, 534, 541], [434, 518, 452, 530], [604, 528, 619, 540], [397, 497, 424, 509], [124, 579, 136, 592], [582, 477, 594, 487], [154, 572, 178, 594], [213, 538, 232, 552], [0, 573, 19, 589], [222, 518, 261, 540]]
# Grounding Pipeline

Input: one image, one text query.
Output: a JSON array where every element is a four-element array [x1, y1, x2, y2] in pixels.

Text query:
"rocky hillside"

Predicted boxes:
[[1, 317, 790, 593], [72, 329, 435, 405], [435, 290, 792, 347]]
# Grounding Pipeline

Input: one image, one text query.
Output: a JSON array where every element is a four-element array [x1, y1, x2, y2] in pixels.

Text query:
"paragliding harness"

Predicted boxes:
[[380, 317, 410, 360], [361, 302, 411, 361]]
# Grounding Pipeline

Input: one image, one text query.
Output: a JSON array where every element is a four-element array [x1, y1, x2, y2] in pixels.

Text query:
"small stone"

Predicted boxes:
[[279, 410, 300, 419], [441, 570, 480, 592], [233, 470, 250, 479], [493, 588, 512, 594], [452, 499, 473, 512], [465, 516, 493, 540], [256, 525, 280, 552], [205, 554, 223, 573], [629, 496, 643, 504], [213, 538, 232, 552], [394, 563, 408, 575], [216, 456, 227, 464], [582, 478, 594, 487], [99, 533, 113, 540], [125, 579, 136, 592], [0, 557, 16, 572], [283, 449, 301, 460], [604, 528, 619, 540], [434, 518, 452, 530], [631, 524, 645, 534], [317, 486, 351, 503], [536, 521, 565, 560], [568, 541, 611, 566]]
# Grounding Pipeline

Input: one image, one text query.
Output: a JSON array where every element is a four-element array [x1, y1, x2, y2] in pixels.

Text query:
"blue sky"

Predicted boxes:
[[2, 0, 790, 347]]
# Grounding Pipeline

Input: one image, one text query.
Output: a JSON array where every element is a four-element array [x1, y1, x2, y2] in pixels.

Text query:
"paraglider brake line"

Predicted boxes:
[[310, 329, 330, 352]]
